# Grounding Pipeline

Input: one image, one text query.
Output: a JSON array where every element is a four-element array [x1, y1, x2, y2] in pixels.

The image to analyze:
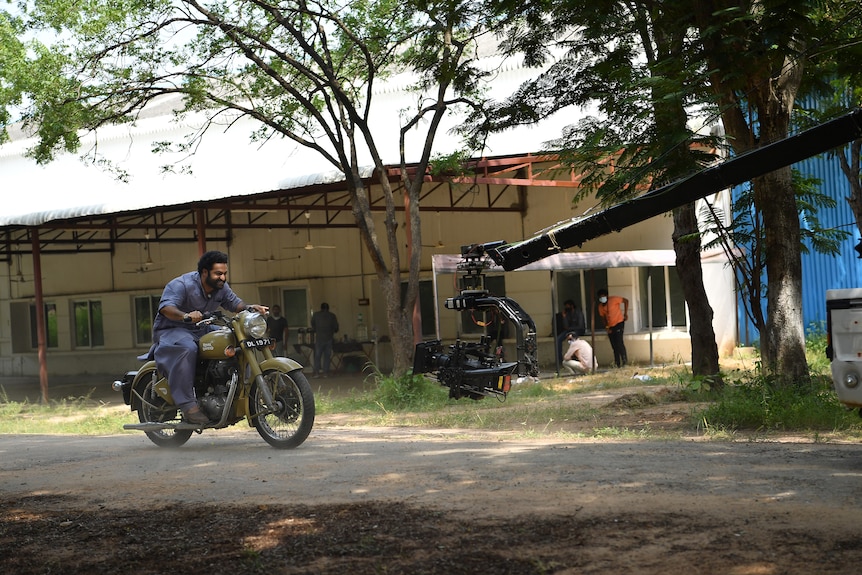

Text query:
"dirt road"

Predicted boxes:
[[3, 424, 862, 573]]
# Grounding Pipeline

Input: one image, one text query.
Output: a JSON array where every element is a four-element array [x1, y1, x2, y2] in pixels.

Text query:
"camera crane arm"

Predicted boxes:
[[489, 108, 862, 271]]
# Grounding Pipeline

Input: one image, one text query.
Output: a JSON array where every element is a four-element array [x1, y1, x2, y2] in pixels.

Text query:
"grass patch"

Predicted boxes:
[[590, 426, 653, 440], [6, 347, 862, 441], [316, 369, 679, 435], [691, 328, 862, 436], [0, 392, 137, 435], [693, 373, 862, 434]]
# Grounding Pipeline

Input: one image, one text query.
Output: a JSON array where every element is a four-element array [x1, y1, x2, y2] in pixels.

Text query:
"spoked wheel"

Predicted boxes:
[[135, 366, 193, 448], [251, 368, 315, 449]]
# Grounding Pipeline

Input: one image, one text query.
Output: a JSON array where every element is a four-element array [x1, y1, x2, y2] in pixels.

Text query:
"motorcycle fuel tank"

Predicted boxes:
[[198, 328, 237, 359]]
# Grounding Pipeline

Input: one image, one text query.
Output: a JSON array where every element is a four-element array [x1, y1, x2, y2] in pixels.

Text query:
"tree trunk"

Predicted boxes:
[[382, 276, 414, 375], [649, 5, 721, 384], [350, 172, 418, 377], [672, 203, 722, 382], [691, 0, 809, 383], [837, 140, 862, 236], [749, 94, 808, 382], [754, 168, 808, 381]]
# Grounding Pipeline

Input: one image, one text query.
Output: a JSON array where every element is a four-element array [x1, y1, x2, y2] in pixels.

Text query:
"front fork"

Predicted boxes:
[[243, 345, 305, 416], [244, 346, 279, 412]]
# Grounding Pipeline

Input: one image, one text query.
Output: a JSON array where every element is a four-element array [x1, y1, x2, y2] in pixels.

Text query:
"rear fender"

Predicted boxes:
[[129, 360, 174, 410]]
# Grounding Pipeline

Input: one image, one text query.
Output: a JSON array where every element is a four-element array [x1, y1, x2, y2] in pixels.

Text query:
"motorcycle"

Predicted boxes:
[[112, 309, 314, 449]]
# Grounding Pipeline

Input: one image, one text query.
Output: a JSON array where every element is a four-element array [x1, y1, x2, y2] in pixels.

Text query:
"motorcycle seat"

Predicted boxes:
[[137, 344, 156, 362]]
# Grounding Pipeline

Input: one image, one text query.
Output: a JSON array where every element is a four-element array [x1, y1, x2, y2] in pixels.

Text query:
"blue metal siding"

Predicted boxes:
[[799, 153, 862, 327], [735, 152, 862, 345]]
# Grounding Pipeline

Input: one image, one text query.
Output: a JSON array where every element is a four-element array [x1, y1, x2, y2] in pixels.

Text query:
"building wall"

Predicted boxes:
[[731, 152, 862, 346], [0, 172, 740, 377]]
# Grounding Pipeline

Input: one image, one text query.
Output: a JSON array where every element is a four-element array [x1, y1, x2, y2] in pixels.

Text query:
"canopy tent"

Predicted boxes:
[[431, 248, 729, 274]]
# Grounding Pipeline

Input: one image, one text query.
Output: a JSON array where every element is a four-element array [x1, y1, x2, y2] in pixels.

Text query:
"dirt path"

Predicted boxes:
[[3, 416, 862, 574]]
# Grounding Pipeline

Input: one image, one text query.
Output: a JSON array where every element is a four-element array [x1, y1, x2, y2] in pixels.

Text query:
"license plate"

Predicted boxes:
[[243, 338, 274, 349]]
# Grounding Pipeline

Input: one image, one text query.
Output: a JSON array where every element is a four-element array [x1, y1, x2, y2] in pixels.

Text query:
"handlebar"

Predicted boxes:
[[195, 310, 224, 327]]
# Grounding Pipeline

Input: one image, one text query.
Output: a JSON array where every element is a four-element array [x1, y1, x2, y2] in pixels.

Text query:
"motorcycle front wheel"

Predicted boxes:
[[135, 365, 193, 448], [251, 368, 315, 449]]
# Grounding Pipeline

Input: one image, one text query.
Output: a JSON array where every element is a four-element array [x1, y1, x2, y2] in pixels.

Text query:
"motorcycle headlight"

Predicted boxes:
[[243, 312, 269, 339]]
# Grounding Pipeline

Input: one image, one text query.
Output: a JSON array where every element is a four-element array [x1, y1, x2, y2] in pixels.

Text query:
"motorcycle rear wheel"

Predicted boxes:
[[251, 368, 315, 449], [135, 365, 193, 448]]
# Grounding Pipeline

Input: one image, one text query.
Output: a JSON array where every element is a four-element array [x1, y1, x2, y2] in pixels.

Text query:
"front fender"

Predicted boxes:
[[259, 356, 304, 373]]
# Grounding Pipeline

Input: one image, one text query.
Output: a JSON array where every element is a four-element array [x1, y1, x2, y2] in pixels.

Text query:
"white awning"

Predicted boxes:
[[432, 249, 730, 274]]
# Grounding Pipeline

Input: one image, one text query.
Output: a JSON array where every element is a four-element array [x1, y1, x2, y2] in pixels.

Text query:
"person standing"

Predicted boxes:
[[152, 250, 267, 424], [266, 305, 289, 356], [562, 332, 597, 375], [310, 302, 339, 377], [596, 288, 629, 367]]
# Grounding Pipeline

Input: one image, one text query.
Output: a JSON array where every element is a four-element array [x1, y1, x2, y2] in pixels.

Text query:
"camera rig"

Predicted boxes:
[[413, 241, 539, 400]]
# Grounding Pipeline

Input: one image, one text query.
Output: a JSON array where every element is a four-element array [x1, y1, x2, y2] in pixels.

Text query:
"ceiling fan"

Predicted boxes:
[[124, 236, 165, 274], [422, 212, 447, 249], [254, 253, 302, 263], [255, 229, 303, 262], [9, 255, 35, 283], [284, 211, 336, 251]]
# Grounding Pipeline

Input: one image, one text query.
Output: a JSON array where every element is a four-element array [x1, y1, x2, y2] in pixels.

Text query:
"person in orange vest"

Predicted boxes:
[[596, 288, 629, 367]]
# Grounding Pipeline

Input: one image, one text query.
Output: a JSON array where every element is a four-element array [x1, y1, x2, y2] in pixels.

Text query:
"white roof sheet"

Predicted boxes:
[[432, 249, 730, 273], [0, 54, 577, 227]]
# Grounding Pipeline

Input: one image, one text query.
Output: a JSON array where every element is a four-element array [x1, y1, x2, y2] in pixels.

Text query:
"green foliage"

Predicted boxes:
[[678, 373, 722, 395], [513, 380, 556, 398], [4, 0, 509, 376], [693, 327, 854, 433], [701, 171, 848, 256], [805, 321, 831, 375], [472, 0, 723, 206], [369, 370, 447, 411], [429, 150, 474, 177], [699, 170, 850, 337], [0, 10, 26, 143], [695, 372, 860, 433]]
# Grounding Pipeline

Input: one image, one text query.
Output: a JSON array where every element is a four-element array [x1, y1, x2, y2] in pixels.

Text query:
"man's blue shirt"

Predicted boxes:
[[153, 271, 243, 333]]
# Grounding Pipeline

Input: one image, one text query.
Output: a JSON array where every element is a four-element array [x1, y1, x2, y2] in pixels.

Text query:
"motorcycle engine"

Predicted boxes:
[[199, 360, 238, 421]]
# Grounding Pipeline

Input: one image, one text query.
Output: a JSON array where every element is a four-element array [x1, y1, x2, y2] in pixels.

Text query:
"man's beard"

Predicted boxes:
[[205, 275, 224, 290]]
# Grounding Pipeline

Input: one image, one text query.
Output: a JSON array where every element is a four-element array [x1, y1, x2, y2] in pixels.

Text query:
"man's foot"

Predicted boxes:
[[182, 406, 211, 425]]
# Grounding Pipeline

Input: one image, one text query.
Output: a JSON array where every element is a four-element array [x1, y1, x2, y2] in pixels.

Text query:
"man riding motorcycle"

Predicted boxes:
[[153, 250, 267, 424]]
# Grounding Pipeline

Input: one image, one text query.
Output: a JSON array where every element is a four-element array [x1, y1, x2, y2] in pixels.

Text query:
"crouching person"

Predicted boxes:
[[562, 332, 597, 376]]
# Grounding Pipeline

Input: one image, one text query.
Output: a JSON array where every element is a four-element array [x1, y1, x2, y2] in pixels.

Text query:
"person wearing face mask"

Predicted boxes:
[[596, 288, 629, 367]]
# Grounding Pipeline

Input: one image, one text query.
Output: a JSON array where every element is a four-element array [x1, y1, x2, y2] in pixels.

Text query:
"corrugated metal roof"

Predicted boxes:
[[734, 151, 861, 344], [798, 152, 862, 329], [0, 53, 572, 228], [0, 111, 344, 226]]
